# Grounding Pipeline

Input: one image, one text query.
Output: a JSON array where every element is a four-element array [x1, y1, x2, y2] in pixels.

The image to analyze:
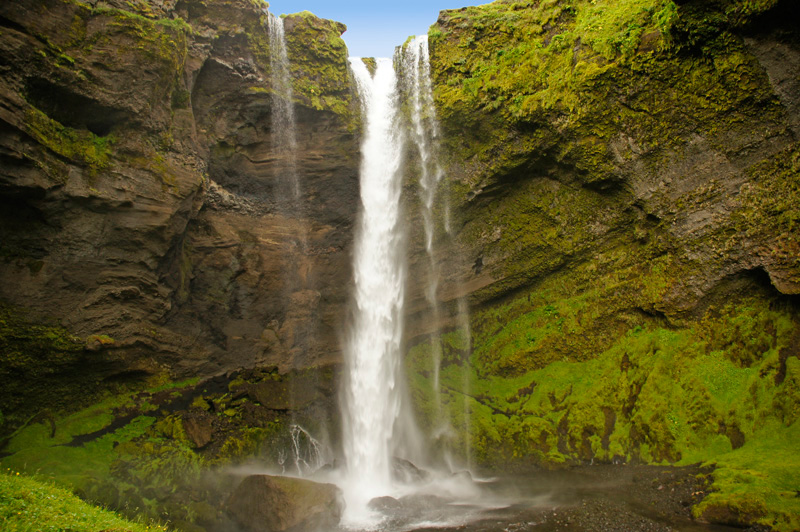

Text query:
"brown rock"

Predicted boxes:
[[0, 0, 358, 386], [227, 475, 343, 532], [183, 414, 214, 449]]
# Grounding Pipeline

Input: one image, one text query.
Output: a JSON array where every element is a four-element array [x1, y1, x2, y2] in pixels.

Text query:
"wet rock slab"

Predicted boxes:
[[227, 474, 343, 532]]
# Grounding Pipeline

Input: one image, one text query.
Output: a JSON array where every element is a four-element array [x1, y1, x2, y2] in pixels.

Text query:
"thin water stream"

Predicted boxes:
[[268, 12, 300, 201]]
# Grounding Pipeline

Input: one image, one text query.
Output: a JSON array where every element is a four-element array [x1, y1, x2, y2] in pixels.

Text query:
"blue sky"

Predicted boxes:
[[265, 1, 484, 58]]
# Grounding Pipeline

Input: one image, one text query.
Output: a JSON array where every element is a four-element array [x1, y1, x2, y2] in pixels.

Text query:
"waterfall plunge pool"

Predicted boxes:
[[226, 462, 751, 532]]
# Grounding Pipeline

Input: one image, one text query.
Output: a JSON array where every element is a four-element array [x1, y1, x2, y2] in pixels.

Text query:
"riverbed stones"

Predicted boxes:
[[226, 474, 343, 532]]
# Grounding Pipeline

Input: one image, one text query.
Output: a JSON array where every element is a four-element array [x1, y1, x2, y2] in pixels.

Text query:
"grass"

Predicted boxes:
[[0, 469, 169, 532], [0, 373, 289, 528]]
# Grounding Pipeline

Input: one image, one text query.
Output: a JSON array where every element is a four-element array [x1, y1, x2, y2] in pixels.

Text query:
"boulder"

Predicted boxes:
[[391, 457, 430, 483], [227, 474, 343, 532]]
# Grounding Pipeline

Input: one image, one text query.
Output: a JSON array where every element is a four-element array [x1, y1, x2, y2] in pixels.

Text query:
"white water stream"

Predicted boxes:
[[267, 12, 300, 200], [341, 56, 409, 527], [401, 36, 473, 467], [401, 35, 447, 426]]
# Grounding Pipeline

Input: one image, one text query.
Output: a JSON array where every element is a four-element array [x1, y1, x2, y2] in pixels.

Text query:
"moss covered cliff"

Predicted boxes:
[[401, 0, 800, 529]]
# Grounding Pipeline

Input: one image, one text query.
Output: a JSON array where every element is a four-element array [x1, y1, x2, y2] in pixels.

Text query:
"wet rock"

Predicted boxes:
[[367, 493, 449, 526], [451, 470, 474, 482], [392, 457, 431, 483], [227, 474, 343, 532], [368, 495, 402, 512], [697, 498, 768, 528]]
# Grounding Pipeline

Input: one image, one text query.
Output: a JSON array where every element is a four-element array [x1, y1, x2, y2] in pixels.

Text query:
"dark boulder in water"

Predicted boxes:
[[392, 456, 431, 483], [227, 474, 343, 532], [368, 495, 403, 512]]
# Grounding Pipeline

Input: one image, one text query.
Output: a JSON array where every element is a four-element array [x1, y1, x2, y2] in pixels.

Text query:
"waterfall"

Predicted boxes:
[[400, 36, 473, 466], [401, 35, 446, 413], [342, 56, 409, 526], [267, 10, 318, 377], [281, 424, 325, 477], [267, 12, 299, 200]]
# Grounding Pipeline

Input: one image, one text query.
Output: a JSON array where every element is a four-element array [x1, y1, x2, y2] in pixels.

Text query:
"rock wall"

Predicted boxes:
[[403, 0, 800, 528], [0, 0, 359, 426]]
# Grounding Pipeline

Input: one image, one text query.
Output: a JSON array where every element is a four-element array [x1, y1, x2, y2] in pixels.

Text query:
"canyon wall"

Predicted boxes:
[[402, 0, 799, 527]]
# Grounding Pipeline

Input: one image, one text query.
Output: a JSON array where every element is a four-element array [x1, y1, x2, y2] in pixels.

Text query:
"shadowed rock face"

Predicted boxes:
[[0, 0, 359, 383]]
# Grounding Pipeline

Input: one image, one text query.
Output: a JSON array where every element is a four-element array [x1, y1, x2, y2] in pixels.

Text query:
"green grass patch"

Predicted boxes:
[[0, 469, 168, 531]]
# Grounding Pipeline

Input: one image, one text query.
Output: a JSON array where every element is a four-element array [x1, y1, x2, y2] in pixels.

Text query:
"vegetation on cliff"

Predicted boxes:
[[283, 11, 356, 119], [409, 0, 800, 529], [409, 280, 800, 529], [0, 304, 124, 437], [1, 0, 798, 530]]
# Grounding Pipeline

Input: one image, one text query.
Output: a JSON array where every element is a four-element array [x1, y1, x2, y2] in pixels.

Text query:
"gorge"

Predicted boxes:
[[0, 0, 799, 531]]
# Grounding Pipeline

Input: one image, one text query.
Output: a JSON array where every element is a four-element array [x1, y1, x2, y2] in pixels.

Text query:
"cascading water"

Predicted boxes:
[[267, 12, 300, 200], [341, 56, 411, 527], [400, 36, 473, 467], [401, 36, 446, 407], [286, 424, 325, 477]]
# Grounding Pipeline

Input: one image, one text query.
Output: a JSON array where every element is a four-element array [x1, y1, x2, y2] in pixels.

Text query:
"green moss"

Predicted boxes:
[[692, 419, 800, 531], [413, 0, 796, 528], [282, 12, 356, 122], [732, 144, 800, 288], [360, 57, 377, 76], [190, 396, 211, 411], [408, 284, 799, 526], [0, 303, 115, 436], [90, 6, 189, 86], [86, 334, 115, 346], [0, 369, 306, 528], [429, 0, 783, 198], [24, 107, 115, 176]]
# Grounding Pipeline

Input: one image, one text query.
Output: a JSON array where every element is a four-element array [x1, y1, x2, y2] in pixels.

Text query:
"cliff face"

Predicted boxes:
[[404, 0, 800, 528], [0, 0, 358, 425]]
